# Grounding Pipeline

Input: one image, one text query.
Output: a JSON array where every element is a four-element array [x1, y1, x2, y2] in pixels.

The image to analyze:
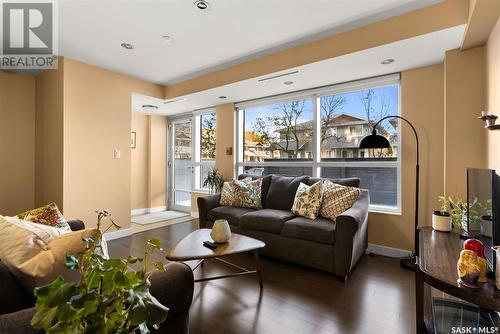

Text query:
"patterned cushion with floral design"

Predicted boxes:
[[320, 180, 360, 221], [291, 181, 323, 219], [233, 178, 263, 209], [219, 178, 262, 209], [17, 203, 71, 231], [219, 177, 251, 206]]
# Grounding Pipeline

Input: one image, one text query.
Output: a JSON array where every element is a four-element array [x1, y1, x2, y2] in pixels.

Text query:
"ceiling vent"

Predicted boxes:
[[163, 97, 187, 105], [258, 70, 299, 83]]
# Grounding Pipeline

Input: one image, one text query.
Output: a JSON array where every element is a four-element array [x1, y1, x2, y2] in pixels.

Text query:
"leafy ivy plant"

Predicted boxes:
[[31, 210, 168, 334]]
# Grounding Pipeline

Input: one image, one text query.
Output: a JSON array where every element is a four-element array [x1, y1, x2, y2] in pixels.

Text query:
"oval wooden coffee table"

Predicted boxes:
[[166, 229, 266, 289]]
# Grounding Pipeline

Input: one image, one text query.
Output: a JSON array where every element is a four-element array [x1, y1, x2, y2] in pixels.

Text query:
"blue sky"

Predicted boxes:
[[244, 85, 399, 133]]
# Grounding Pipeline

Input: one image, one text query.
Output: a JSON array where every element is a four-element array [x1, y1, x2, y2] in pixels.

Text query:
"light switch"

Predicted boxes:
[[114, 149, 121, 159]]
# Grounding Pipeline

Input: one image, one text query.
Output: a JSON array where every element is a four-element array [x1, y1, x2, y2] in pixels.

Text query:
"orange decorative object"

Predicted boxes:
[[457, 250, 481, 287]]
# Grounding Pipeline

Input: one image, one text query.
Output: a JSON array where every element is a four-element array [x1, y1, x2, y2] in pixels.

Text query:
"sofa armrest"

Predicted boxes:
[[197, 194, 221, 228], [68, 219, 85, 231], [334, 190, 369, 277], [0, 308, 41, 334], [149, 262, 194, 334]]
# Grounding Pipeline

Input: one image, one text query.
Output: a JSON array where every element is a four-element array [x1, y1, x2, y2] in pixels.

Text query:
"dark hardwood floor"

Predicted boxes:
[[109, 220, 415, 334]]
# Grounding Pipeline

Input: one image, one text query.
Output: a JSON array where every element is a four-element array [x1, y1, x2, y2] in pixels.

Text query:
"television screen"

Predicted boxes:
[[467, 168, 500, 272]]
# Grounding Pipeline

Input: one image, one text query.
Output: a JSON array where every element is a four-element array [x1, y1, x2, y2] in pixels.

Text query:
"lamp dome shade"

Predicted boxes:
[[359, 130, 391, 149]]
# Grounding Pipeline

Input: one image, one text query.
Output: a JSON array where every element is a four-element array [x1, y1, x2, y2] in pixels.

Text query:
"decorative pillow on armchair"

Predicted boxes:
[[17, 202, 71, 231], [320, 180, 360, 221], [0, 215, 108, 290], [219, 178, 262, 209], [291, 181, 323, 219]]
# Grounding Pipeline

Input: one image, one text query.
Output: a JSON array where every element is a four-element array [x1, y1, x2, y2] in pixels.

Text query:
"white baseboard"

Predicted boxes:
[[131, 206, 168, 216], [104, 228, 132, 241], [131, 208, 148, 215], [149, 206, 167, 213], [191, 211, 199, 218], [366, 243, 412, 258]]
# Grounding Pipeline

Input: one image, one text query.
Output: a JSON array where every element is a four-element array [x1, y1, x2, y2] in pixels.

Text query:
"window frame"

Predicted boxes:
[[193, 109, 216, 192], [235, 74, 402, 214]]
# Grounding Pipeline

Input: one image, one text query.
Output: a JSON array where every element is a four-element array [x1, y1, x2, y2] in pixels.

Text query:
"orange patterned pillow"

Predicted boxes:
[[17, 203, 71, 231]]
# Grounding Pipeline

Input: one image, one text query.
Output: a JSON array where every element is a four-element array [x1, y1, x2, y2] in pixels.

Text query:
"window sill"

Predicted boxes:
[[368, 206, 402, 216]]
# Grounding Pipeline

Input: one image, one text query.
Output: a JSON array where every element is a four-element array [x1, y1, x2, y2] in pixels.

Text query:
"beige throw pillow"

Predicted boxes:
[[320, 180, 361, 221], [0, 216, 107, 290], [291, 181, 323, 219]]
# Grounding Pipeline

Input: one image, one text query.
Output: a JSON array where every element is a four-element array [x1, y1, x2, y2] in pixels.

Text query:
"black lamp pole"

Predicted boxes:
[[359, 115, 419, 271]]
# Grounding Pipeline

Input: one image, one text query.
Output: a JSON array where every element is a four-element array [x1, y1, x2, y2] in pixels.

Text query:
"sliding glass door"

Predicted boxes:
[[171, 120, 193, 211]]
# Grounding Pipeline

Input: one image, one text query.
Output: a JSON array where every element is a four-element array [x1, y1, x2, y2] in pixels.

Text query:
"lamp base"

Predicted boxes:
[[400, 254, 418, 272]]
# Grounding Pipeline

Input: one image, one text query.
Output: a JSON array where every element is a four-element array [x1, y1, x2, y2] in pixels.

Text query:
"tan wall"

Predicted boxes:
[[215, 103, 235, 181], [191, 191, 208, 214], [444, 48, 487, 197], [165, 0, 467, 98], [131, 113, 167, 211], [369, 64, 445, 250], [486, 18, 500, 169], [61, 58, 164, 229], [0, 71, 36, 215], [35, 64, 65, 209], [149, 115, 167, 208], [131, 113, 150, 210]]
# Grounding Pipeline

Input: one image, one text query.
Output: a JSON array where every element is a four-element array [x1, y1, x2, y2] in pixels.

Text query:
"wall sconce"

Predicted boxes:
[[479, 111, 500, 130]]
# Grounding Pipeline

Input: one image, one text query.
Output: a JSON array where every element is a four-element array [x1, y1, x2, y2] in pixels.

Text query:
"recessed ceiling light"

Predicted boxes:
[[161, 35, 173, 43], [381, 58, 395, 65], [142, 104, 158, 112], [194, 0, 210, 10], [121, 43, 134, 50], [219, 95, 227, 99], [284, 81, 294, 85]]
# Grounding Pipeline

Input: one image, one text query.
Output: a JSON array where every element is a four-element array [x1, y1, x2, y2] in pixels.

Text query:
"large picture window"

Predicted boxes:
[[237, 75, 400, 212]]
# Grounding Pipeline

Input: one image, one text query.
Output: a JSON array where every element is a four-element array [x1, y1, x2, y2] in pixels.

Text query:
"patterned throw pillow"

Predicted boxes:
[[320, 180, 360, 221], [220, 177, 251, 206], [233, 178, 263, 209], [291, 181, 323, 219], [219, 178, 262, 209], [17, 203, 71, 231]]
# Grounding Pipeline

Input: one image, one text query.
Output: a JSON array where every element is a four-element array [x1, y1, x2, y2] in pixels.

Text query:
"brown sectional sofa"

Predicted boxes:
[[197, 174, 370, 280]]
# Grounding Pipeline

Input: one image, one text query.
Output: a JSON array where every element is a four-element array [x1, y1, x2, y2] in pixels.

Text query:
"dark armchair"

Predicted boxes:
[[0, 220, 194, 334]]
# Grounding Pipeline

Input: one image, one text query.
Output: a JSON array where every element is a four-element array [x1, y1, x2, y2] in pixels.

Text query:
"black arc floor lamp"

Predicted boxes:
[[359, 115, 419, 271]]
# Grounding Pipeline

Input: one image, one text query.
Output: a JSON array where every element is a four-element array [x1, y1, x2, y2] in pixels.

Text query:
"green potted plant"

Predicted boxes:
[[202, 167, 225, 194], [437, 195, 480, 231], [31, 210, 168, 334]]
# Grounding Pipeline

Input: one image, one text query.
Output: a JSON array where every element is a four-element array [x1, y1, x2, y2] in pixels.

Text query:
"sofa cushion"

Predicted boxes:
[[220, 178, 262, 209], [281, 216, 336, 245], [238, 174, 272, 204], [291, 181, 323, 219], [207, 206, 255, 226], [17, 202, 71, 231], [320, 180, 361, 221], [265, 175, 309, 210], [239, 209, 295, 234], [308, 177, 360, 188]]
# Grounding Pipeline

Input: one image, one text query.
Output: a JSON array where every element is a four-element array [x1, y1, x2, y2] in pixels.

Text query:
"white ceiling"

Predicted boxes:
[[60, 0, 442, 84], [132, 24, 466, 115]]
